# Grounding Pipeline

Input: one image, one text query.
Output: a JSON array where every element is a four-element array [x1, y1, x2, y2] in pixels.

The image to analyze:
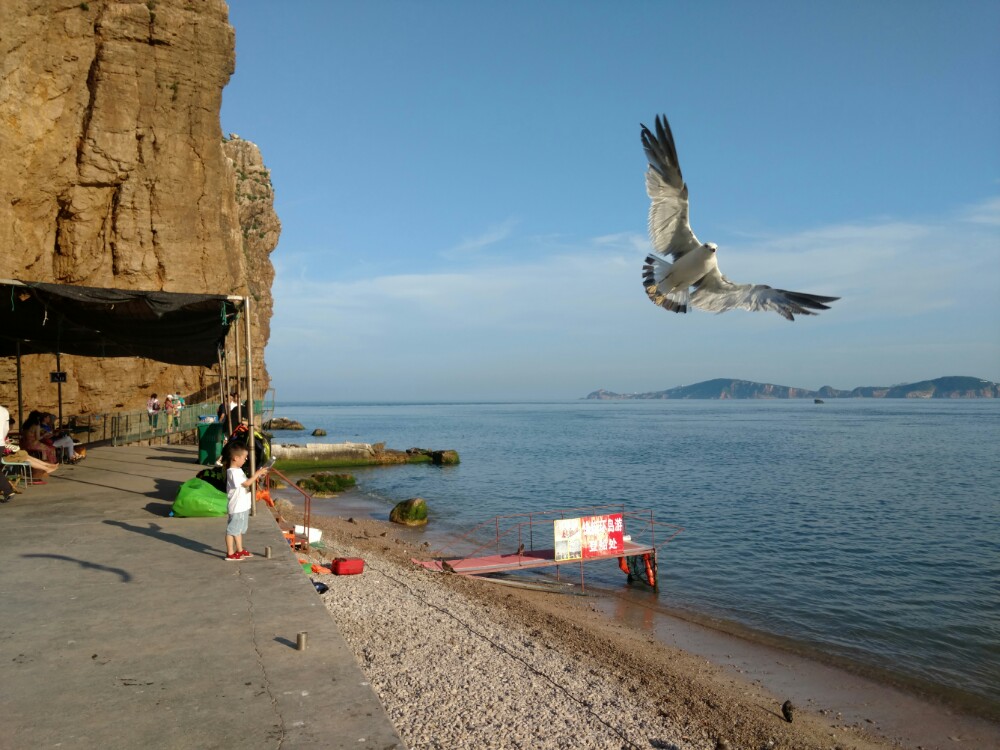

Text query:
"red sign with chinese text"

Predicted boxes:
[[580, 513, 624, 559]]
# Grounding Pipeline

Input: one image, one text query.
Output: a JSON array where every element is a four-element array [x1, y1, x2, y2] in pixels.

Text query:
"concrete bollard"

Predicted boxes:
[[296, 632, 307, 651], [264, 546, 272, 559]]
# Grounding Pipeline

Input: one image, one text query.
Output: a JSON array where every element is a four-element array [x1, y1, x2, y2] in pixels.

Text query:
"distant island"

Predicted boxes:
[[585, 376, 1000, 400]]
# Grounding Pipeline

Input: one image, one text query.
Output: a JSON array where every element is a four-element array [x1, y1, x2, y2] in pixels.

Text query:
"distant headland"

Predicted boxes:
[[585, 376, 1000, 400]]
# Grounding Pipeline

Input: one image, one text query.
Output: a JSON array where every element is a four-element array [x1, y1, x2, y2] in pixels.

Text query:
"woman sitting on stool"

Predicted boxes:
[[41, 413, 84, 462], [20, 411, 58, 464]]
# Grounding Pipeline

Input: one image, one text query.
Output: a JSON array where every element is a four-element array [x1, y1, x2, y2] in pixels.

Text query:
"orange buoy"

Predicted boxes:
[[643, 553, 656, 588]]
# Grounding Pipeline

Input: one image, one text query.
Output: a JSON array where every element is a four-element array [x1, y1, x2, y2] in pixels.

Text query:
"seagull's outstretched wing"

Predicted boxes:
[[641, 115, 702, 259], [691, 268, 840, 321]]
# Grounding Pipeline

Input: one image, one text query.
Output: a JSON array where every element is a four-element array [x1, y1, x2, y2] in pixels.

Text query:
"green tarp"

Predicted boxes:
[[171, 477, 227, 517]]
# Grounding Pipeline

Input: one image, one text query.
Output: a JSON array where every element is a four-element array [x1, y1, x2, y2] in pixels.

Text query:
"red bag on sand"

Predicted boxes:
[[330, 558, 364, 575]]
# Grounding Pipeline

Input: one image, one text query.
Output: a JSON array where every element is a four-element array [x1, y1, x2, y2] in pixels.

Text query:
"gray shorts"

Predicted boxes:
[[226, 510, 249, 536]]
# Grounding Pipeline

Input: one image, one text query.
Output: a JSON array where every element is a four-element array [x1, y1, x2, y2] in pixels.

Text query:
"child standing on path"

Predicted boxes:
[[223, 443, 269, 561]]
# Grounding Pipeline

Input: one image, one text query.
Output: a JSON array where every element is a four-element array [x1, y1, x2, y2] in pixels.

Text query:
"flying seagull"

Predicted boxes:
[[640, 114, 839, 321]]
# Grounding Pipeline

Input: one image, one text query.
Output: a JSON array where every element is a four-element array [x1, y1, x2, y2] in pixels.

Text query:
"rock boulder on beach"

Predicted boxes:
[[389, 498, 428, 526]]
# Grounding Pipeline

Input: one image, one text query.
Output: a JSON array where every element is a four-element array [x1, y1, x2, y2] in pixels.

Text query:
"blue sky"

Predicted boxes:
[[221, 1, 1000, 401]]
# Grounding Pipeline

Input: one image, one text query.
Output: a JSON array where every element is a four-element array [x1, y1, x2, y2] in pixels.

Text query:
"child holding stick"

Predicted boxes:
[[223, 442, 268, 561]]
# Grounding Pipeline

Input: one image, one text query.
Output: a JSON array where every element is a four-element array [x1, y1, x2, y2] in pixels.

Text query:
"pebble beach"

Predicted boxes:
[[286, 509, 910, 750]]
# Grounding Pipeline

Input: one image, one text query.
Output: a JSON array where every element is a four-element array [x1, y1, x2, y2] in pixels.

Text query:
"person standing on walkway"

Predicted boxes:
[[147, 393, 161, 429], [223, 442, 268, 562], [217, 391, 238, 434]]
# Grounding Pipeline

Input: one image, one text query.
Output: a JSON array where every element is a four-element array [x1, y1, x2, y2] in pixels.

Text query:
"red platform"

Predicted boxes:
[[414, 538, 657, 575], [411, 506, 682, 590]]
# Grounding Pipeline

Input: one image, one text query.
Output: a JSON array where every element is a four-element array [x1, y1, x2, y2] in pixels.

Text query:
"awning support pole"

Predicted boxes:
[[222, 338, 232, 436], [234, 307, 243, 425], [216, 347, 226, 435], [56, 351, 63, 427], [16, 341, 23, 427], [243, 296, 256, 517]]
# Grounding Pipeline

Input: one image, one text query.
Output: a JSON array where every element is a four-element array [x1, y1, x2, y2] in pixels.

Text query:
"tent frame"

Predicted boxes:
[[0, 279, 259, 514]]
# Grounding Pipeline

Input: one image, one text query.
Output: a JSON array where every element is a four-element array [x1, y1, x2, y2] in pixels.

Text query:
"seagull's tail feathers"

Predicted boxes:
[[642, 254, 688, 314]]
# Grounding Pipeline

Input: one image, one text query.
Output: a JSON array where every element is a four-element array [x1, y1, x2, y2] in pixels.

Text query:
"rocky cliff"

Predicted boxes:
[[0, 0, 277, 418], [224, 133, 279, 361]]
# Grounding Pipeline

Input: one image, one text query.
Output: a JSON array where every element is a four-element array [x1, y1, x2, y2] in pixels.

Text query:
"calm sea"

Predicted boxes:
[[269, 399, 1000, 712]]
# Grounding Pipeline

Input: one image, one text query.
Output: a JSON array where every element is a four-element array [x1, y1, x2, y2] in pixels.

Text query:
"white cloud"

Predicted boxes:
[[444, 218, 519, 257], [961, 196, 1000, 226], [267, 199, 1000, 399]]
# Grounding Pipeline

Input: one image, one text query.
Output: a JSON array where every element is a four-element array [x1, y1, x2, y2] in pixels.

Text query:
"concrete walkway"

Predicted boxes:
[[0, 445, 404, 749]]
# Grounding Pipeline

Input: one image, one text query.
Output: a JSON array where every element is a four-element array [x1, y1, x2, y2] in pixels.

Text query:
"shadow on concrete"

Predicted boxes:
[[273, 636, 298, 650], [50, 469, 183, 502], [143, 500, 174, 517], [148, 454, 203, 465], [103, 520, 221, 558], [21, 553, 132, 583], [145, 477, 184, 501]]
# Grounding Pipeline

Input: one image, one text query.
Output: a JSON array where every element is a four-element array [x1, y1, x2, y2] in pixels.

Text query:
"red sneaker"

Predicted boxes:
[[238, 549, 253, 558], [224, 553, 242, 562]]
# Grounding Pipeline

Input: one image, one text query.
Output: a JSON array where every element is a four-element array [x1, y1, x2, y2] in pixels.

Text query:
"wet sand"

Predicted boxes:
[[276, 494, 1000, 750]]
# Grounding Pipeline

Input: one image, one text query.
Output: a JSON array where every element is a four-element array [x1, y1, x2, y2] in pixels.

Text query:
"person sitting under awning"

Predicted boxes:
[[1, 406, 59, 484]]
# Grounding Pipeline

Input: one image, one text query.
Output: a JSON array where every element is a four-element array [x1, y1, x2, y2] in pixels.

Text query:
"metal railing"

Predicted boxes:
[[58, 400, 268, 447]]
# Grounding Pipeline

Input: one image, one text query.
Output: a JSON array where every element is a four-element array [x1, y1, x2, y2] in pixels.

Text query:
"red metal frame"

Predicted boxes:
[[265, 467, 314, 550], [413, 506, 683, 592]]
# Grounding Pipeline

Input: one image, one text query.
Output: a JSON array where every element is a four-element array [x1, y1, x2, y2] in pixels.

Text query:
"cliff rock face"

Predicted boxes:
[[0, 0, 277, 418], [224, 133, 279, 375]]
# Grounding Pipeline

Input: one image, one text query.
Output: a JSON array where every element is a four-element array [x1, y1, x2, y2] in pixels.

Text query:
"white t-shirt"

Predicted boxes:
[[226, 467, 252, 514]]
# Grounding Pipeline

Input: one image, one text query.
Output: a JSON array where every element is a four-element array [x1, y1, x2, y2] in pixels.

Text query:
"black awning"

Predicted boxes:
[[0, 281, 241, 367]]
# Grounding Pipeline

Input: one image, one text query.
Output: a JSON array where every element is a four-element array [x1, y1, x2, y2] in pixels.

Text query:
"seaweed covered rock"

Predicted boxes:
[[389, 497, 428, 526], [266, 417, 305, 430], [295, 472, 356, 497], [432, 450, 460, 465], [311, 428, 327, 436]]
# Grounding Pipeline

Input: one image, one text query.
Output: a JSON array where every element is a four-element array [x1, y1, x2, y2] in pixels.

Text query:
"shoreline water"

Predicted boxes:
[[266, 399, 1000, 712], [278, 485, 999, 747]]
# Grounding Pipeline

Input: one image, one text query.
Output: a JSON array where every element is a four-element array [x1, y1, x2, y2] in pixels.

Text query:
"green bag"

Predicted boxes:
[[172, 477, 228, 517]]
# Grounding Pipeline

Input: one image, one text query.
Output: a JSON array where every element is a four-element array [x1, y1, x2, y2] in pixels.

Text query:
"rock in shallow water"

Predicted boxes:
[[389, 497, 428, 526], [266, 417, 305, 430]]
